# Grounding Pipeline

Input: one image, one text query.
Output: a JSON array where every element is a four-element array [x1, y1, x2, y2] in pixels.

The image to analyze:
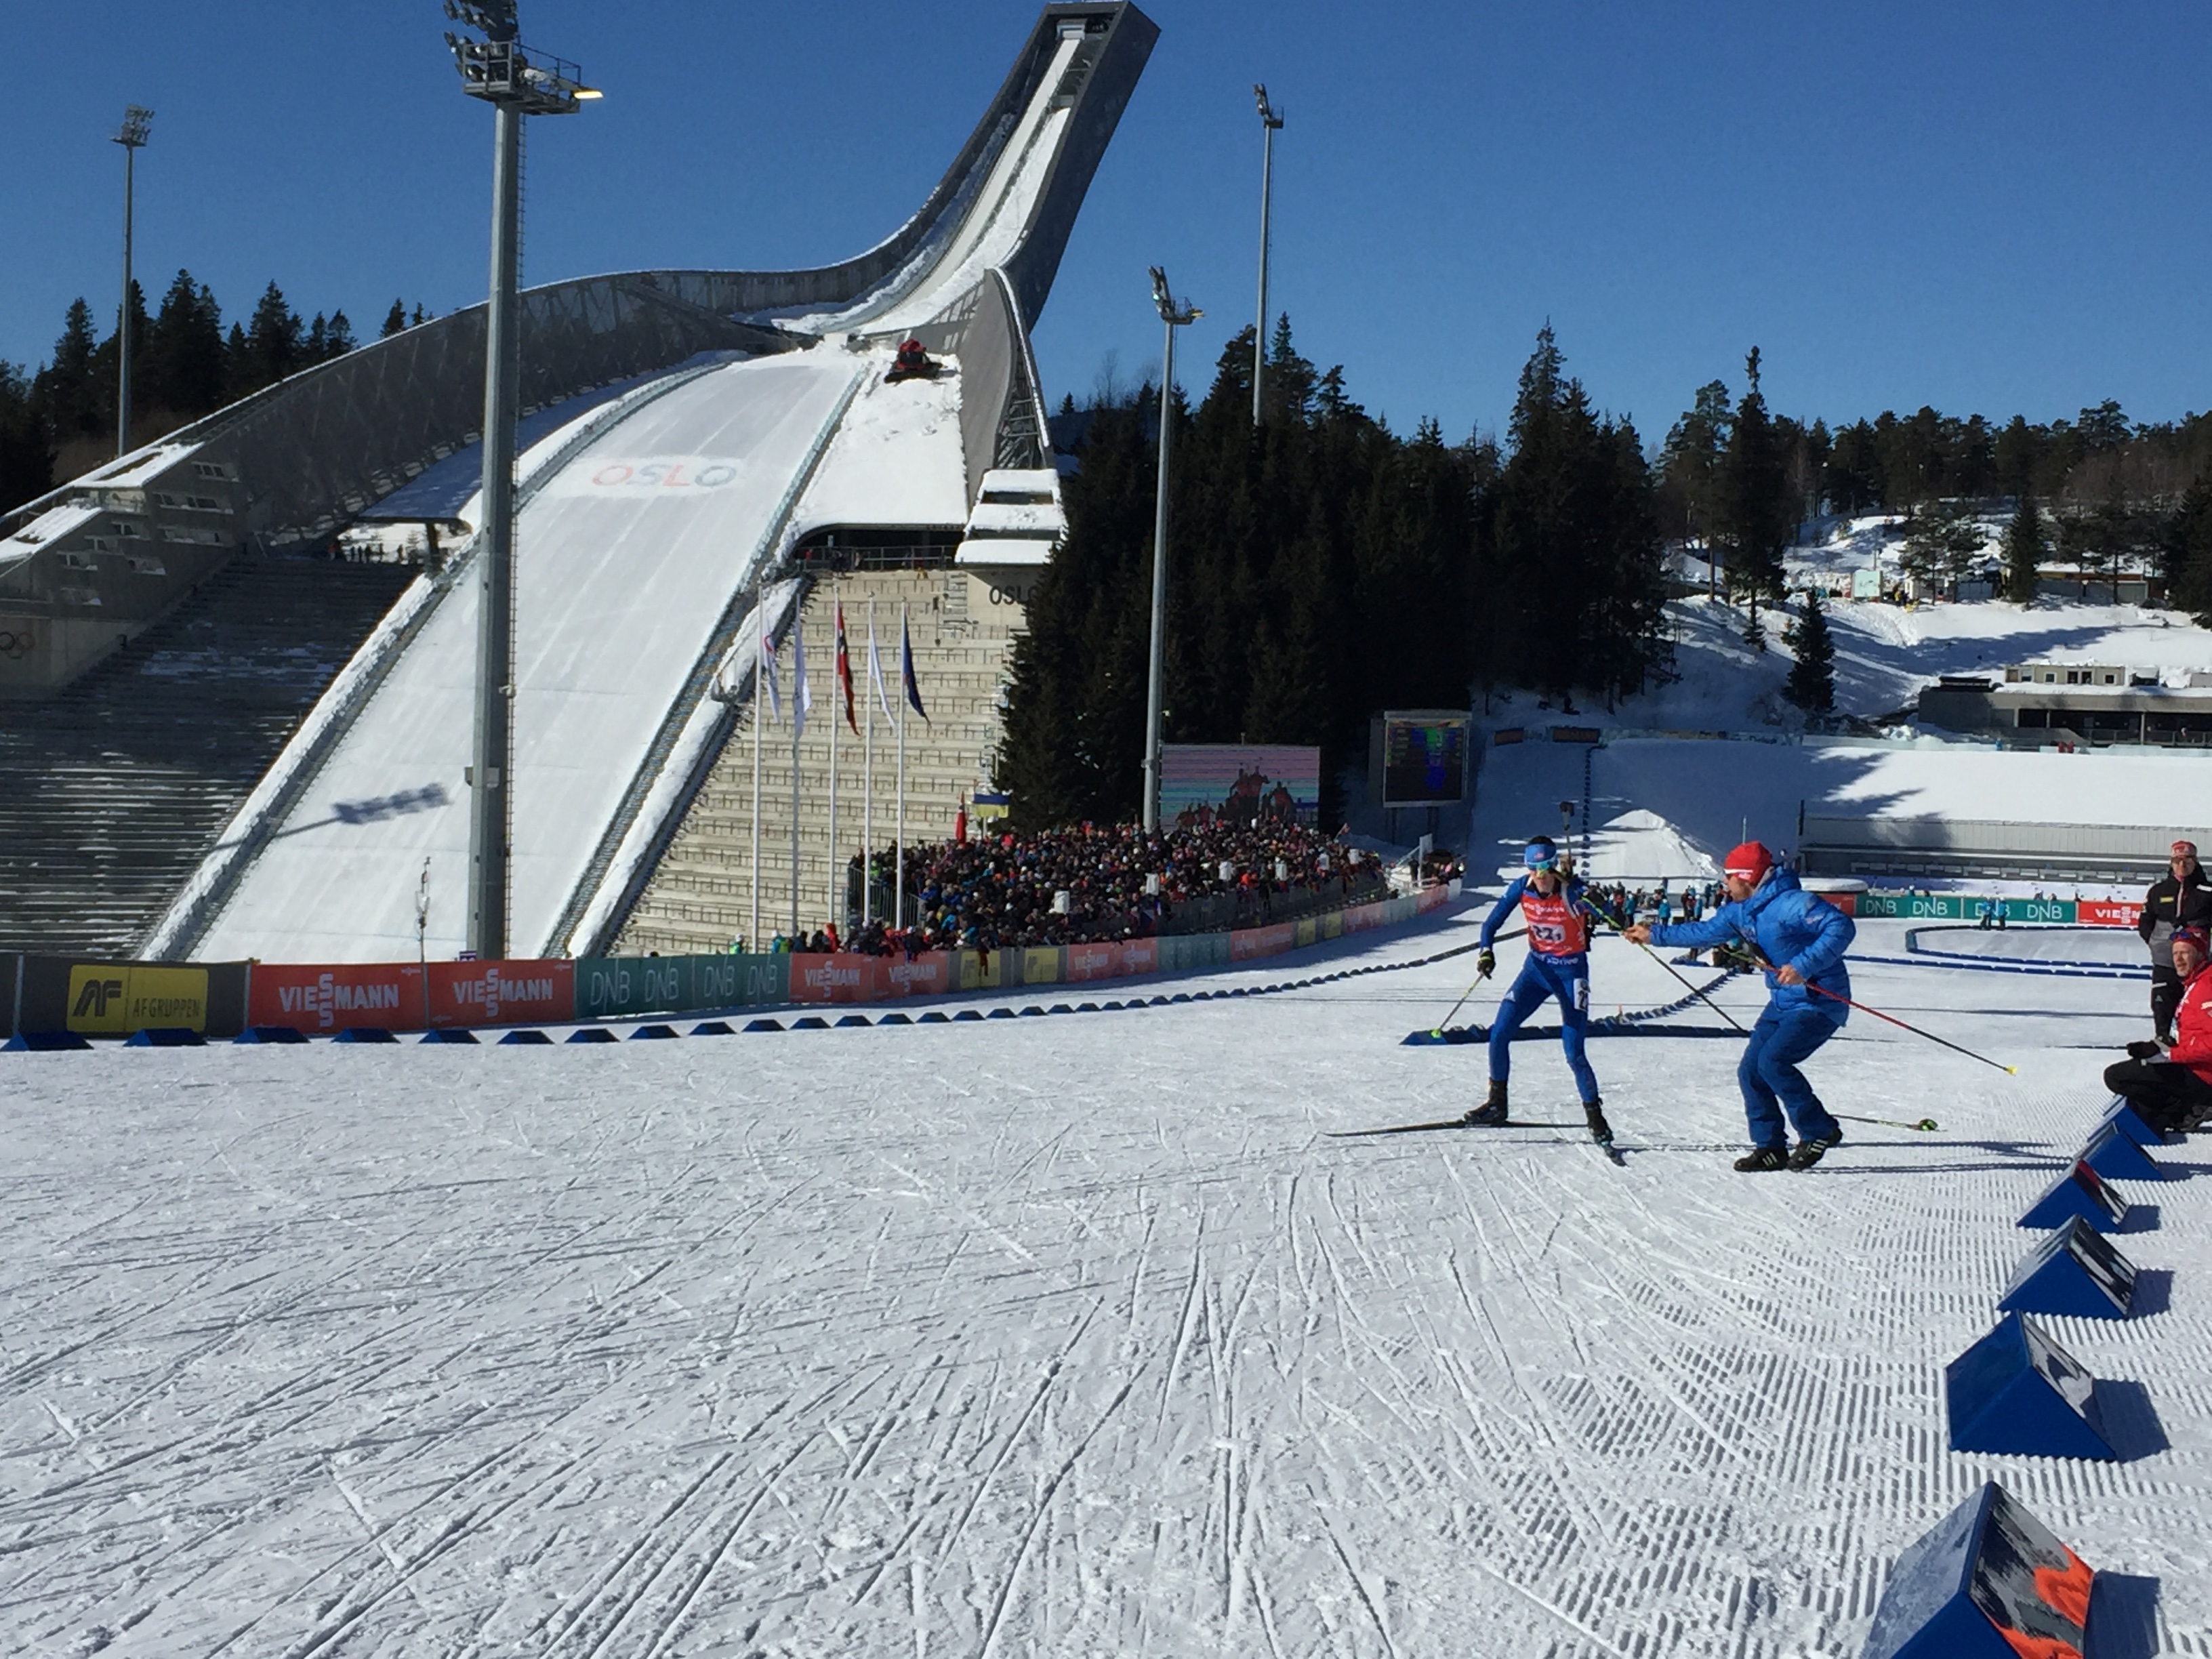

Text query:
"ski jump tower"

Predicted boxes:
[[0, 4, 1155, 963]]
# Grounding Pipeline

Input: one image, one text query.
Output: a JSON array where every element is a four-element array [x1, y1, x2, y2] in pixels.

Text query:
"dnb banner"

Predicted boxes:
[[1160, 744, 1320, 830]]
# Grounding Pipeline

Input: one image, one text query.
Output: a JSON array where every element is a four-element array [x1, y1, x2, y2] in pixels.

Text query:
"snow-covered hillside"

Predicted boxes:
[[1482, 590, 2212, 734]]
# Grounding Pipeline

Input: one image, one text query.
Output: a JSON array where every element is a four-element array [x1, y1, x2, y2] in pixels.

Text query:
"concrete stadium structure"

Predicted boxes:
[[0, 4, 1155, 962]]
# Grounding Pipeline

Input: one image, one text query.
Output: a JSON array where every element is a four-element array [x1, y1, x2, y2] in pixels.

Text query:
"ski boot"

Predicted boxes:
[[1582, 1097, 1614, 1146], [1462, 1080, 1509, 1126], [1787, 1132, 1843, 1171], [1732, 1146, 1789, 1172]]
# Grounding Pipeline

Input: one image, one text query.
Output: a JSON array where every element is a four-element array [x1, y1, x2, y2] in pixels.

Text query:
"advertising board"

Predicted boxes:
[[251, 963, 428, 1033], [1160, 744, 1320, 829], [426, 960, 574, 1029], [788, 954, 878, 1003], [67, 964, 209, 1037], [16, 958, 248, 1039]]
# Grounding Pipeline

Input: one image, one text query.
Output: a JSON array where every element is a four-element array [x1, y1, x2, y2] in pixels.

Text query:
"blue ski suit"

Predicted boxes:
[[1648, 870, 1856, 1149], [1481, 874, 1602, 1105]]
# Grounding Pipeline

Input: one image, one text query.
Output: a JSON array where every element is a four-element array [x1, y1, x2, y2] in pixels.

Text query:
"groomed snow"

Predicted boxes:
[[4, 912, 2206, 1654]]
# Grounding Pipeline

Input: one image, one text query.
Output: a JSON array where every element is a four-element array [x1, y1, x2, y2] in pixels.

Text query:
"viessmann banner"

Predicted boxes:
[[249, 963, 428, 1033]]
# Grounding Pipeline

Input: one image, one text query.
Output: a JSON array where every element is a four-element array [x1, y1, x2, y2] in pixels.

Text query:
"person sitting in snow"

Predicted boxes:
[[1626, 842, 1856, 1171], [1462, 836, 1612, 1148], [2107, 923, 2212, 1134]]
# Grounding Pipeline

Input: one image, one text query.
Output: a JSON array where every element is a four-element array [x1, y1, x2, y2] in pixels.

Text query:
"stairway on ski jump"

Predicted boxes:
[[615, 567, 1019, 956]]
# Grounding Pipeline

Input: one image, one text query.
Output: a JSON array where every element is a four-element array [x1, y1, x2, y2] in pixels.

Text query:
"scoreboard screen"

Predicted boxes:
[[1382, 717, 1467, 806]]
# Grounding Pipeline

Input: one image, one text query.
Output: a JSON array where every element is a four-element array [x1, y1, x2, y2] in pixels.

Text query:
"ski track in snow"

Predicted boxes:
[[1, 914, 2207, 1656]]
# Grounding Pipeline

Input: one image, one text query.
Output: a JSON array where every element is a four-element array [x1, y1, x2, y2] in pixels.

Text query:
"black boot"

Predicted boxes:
[[1583, 1097, 1613, 1145], [1462, 1079, 1509, 1126], [1787, 1132, 1843, 1171], [1733, 1147, 1789, 1172]]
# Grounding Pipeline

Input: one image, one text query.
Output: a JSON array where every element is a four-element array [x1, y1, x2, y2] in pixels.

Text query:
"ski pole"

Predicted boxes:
[[1835, 1112, 1941, 1132], [1429, 928, 1526, 1032], [1584, 895, 1748, 1034], [1741, 948, 2019, 1076]]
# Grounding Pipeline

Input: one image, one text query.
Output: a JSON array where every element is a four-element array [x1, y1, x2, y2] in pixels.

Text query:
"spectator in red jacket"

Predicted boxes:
[[2106, 923, 2212, 1132]]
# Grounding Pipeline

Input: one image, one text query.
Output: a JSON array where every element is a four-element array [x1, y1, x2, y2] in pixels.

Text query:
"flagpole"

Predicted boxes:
[[790, 614, 802, 940], [863, 597, 875, 928], [750, 589, 763, 951], [827, 585, 839, 935], [896, 600, 907, 931]]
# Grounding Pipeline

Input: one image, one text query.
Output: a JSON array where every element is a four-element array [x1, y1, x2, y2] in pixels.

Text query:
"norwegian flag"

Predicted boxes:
[[835, 600, 858, 735]]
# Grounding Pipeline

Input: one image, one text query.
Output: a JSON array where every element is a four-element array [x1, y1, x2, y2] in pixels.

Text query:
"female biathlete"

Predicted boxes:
[[1462, 836, 1613, 1147]]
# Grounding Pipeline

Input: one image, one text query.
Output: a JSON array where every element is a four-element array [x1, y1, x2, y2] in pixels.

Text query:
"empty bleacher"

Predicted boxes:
[[0, 556, 414, 955], [615, 567, 1016, 954]]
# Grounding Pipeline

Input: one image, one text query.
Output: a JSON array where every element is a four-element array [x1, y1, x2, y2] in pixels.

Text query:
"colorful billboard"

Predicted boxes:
[[1160, 743, 1320, 829]]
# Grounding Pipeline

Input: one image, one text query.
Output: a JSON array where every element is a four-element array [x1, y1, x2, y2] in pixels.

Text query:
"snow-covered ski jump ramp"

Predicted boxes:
[[135, 4, 1154, 964]]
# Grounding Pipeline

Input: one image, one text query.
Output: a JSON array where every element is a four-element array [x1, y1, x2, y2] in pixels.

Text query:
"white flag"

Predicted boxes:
[[758, 598, 781, 721], [792, 614, 812, 738], [867, 613, 895, 721]]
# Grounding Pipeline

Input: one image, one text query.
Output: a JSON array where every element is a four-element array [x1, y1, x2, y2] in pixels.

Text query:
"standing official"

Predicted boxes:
[[2138, 840, 2212, 1044]]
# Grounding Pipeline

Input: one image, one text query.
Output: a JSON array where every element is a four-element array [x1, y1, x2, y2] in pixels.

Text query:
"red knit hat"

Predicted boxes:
[[1723, 842, 1774, 883], [2173, 840, 2199, 861], [2175, 924, 2209, 953]]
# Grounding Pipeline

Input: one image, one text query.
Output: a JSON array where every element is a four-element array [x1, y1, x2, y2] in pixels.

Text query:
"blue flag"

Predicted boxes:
[[901, 611, 929, 724]]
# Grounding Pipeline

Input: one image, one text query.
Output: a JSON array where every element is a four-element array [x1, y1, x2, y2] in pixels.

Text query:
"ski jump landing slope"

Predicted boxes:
[[158, 5, 1153, 965]]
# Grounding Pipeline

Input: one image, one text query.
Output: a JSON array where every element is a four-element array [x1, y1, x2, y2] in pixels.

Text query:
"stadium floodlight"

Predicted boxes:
[[112, 105, 153, 459], [445, 1, 596, 960], [1143, 267, 1201, 835], [1251, 84, 1282, 426]]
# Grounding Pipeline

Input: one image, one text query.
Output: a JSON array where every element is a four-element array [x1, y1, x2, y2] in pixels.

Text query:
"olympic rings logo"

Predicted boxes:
[[0, 628, 34, 660]]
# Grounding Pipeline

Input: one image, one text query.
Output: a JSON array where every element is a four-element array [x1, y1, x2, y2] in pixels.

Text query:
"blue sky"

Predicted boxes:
[[5, 1, 2206, 446]]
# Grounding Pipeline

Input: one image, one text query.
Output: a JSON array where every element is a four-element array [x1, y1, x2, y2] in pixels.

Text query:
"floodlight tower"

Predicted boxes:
[[112, 105, 153, 459], [1250, 85, 1282, 426], [1143, 266, 1201, 834], [443, 0, 598, 960]]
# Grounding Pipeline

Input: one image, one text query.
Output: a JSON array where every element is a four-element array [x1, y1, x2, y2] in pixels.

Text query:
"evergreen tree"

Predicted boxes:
[[1782, 590, 1835, 712], [1488, 327, 1666, 700], [1717, 348, 1793, 632], [2003, 493, 2047, 602], [32, 298, 104, 442], [2167, 475, 2212, 627], [144, 270, 226, 417], [1825, 418, 1885, 513], [1658, 377, 1731, 554], [87, 281, 152, 442], [382, 300, 410, 339], [231, 281, 305, 397], [0, 361, 54, 514], [1899, 500, 1988, 587]]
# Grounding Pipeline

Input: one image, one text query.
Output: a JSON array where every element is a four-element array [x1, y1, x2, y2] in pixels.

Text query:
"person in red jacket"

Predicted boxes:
[[2106, 923, 2212, 1133]]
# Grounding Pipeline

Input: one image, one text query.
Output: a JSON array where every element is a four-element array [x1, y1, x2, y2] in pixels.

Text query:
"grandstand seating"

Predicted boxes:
[[616, 567, 1016, 954], [0, 558, 413, 954]]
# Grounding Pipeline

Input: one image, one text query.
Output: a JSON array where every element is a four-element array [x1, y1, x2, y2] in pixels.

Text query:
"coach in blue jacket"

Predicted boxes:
[[1625, 841, 1856, 1172]]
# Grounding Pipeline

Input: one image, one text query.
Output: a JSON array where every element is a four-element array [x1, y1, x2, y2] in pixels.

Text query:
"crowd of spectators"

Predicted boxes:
[[796, 819, 1387, 956], [1589, 880, 1721, 927]]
